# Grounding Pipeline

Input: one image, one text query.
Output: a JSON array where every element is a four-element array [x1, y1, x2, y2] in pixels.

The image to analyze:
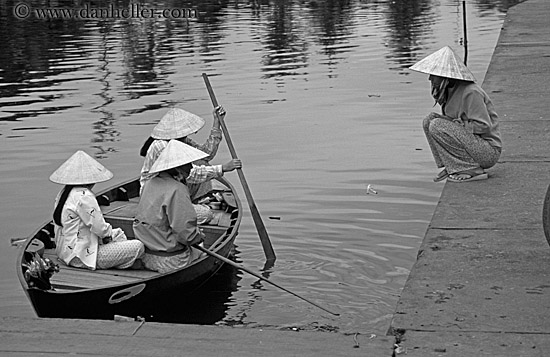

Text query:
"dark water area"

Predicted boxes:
[[0, 0, 518, 334]]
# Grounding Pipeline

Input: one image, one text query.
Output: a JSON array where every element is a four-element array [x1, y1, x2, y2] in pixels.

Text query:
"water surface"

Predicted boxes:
[[0, 0, 513, 334]]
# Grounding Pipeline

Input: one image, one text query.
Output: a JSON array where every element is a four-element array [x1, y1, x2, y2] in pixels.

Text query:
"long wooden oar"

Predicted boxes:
[[195, 245, 339, 316], [202, 73, 276, 263]]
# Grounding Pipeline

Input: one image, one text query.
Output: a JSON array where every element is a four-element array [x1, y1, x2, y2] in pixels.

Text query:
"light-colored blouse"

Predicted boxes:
[[54, 187, 112, 270]]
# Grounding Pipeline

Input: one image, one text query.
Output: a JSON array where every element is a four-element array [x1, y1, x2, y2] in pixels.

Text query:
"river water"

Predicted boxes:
[[0, 0, 514, 334]]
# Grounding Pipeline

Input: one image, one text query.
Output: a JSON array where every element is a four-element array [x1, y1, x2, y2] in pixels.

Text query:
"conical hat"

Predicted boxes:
[[151, 108, 206, 140], [49, 150, 113, 185], [149, 140, 209, 174], [409, 46, 476, 82]]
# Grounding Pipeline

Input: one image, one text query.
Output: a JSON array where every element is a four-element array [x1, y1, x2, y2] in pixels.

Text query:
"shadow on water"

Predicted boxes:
[[144, 260, 243, 325], [144, 247, 283, 326]]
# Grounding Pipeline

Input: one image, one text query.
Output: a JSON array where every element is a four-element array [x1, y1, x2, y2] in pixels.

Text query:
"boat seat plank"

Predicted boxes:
[[51, 270, 134, 289], [102, 201, 233, 240], [43, 250, 157, 290]]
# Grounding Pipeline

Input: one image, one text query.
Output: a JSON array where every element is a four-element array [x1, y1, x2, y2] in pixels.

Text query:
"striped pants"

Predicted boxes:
[[422, 114, 501, 174]]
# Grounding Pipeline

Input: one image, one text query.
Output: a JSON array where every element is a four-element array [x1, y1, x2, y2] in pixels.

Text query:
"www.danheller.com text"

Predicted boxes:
[[13, 2, 198, 20]]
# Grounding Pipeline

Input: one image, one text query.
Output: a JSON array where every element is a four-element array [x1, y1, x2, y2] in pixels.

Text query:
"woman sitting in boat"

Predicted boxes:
[[409, 46, 502, 183], [139, 106, 241, 224], [133, 140, 209, 273], [50, 150, 145, 270]]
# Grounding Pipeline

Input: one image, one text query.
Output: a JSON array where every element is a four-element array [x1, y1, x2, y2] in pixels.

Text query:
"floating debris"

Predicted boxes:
[[114, 315, 134, 322], [10, 237, 26, 246], [394, 343, 406, 354], [133, 316, 146, 335], [366, 184, 378, 195]]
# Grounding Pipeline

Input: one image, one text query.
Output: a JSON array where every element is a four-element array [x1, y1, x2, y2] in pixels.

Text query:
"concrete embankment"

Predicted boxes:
[[0, 316, 394, 356], [389, 0, 550, 355]]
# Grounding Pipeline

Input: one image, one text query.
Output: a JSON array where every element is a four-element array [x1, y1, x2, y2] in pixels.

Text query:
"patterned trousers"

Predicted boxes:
[[422, 114, 501, 174], [96, 240, 145, 269], [141, 247, 204, 274], [70, 239, 144, 270]]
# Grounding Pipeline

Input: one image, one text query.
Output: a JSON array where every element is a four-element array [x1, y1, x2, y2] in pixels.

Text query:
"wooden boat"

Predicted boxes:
[[16, 177, 242, 320]]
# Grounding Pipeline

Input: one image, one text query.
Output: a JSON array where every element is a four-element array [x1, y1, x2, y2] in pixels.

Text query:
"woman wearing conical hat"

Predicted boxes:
[[133, 140, 210, 273], [51, 151, 144, 270], [410, 46, 502, 182], [139, 106, 241, 224]]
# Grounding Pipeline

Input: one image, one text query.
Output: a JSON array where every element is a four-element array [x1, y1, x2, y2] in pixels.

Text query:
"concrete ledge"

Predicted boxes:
[[393, 330, 550, 357], [393, 229, 550, 333], [430, 162, 550, 230], [500, 121, 550, 161], [0, 316, 394, 356]]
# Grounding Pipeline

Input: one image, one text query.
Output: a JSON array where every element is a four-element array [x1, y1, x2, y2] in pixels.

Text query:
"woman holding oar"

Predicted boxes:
[[410, 46, 502, 183], [133, 140, 210, 273], [139, 106, 241, 224]]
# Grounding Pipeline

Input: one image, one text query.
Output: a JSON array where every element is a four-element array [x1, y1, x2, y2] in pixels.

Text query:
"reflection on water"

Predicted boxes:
[[0, 0, 514, 333]]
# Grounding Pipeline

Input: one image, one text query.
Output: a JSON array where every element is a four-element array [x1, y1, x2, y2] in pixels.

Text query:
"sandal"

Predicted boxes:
[[433, 169, 449, 182], [448, 170, 488, 183]]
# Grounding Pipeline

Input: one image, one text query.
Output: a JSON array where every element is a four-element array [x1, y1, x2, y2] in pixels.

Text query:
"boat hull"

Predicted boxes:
[[26, 243, 231, 319]]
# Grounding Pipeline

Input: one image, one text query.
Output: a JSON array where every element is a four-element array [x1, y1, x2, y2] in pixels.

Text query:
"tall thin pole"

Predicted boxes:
[[462, 1, 468, 65]]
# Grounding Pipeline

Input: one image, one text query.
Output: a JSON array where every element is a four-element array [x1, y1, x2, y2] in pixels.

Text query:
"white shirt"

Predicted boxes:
[[54, 187, 113, 270]]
